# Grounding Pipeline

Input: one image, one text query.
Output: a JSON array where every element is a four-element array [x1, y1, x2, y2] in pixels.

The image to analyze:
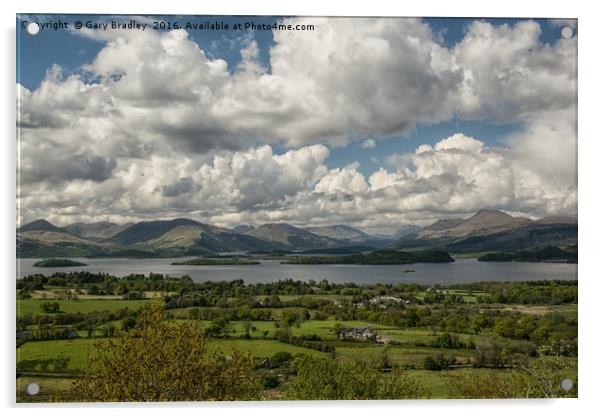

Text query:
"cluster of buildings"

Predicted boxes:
[[338, 326, 382, 343], [426, 287, 448, 295], [369, 295, 411, 306], [352, 295, 412, 309]]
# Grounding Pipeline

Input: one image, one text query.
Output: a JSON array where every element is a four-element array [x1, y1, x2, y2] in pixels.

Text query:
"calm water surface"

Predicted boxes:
[[16, 258, 578, 285]]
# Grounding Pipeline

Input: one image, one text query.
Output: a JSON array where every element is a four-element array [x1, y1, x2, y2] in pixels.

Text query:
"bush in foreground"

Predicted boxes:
[[446, 356, 577, 398], [73, 304, 260, 401], [287, 356, 430, 400]]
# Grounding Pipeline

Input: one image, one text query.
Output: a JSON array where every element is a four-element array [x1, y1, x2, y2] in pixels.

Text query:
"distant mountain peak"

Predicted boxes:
[[423, 218, 465, 232], [167, 218, 203, 226], [247, 223, 339, 249], [108, 218, 208, 245], [68, 220, 117, 227], [463, 209, 530, 226], [231, 224, 255, 234], [413, 210, 533, 241], [63, 221, 132, 240], [17, 219, 64, 233], [392, 225, 422, 239], [305, 225, 369, 241], [257, 223, 301, 231], [470, 209, 513, 219]]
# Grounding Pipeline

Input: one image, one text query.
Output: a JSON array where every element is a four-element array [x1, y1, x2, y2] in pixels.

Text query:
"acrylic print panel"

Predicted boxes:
[[16, 14, 577, 402]]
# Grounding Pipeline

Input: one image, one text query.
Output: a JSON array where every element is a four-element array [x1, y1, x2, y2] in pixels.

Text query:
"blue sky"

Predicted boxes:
[[16, 15, 569, 90], [16, 15, 573, 176]]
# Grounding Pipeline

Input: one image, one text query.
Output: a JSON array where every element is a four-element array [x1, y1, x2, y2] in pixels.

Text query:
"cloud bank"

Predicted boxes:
[[17, 18, 577, 231]]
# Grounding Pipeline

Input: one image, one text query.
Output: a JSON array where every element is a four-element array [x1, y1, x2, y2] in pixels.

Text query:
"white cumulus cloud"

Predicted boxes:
[[16, 17, 577, 230]]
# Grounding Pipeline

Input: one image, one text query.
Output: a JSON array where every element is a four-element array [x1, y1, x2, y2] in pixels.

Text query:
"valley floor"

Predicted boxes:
[[16, 276, 578, 402]]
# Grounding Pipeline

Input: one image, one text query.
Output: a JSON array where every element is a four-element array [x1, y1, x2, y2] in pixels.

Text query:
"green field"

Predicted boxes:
[[14, 335, 488, 401], [483, 303, 577, 316], [254, 294, 352, 302], [16, 319, 408, 373], [407, 368, 515, 399], [17, 299, 158, 316], [335, 344, 476, 367], [221, 319, 394, 340], [14, 363, 513, 402], [17, 338, 100, 372], [167, 318, 393, 340], [13, 318, 522, 375], [15, 275, 578, 401], [16, 337, 328, 374], [378, 327, 499, 346], [209, 339, 328, 358], [378, 328, 443, 344], [414, 289, 486, 303]]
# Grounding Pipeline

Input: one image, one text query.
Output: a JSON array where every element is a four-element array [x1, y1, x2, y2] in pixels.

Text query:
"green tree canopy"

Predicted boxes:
[[287, 356, 430, 400], [73, 304, 260, 401]]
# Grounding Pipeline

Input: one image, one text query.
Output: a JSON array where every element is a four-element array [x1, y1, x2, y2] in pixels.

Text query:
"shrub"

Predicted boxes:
[[287, 356, 430, 399], [73, 304, 260, 401]]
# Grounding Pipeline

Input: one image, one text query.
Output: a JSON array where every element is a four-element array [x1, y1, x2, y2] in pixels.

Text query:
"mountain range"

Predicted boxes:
[[16, 210, 577, 258], [393, 210, 577, 252], [63, 221, 132, 241]]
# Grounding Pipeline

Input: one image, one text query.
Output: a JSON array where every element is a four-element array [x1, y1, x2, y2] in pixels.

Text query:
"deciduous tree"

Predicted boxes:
[[73, 304, 260, 401]]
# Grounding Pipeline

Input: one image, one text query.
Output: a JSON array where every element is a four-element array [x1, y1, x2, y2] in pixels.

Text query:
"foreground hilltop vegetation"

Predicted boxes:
[[17, 272, 577, 401]]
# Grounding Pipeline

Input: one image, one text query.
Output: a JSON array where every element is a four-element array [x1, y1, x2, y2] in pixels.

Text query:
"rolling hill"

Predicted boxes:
[[17, 210, 577, 258], [440, 210, 531, 238], [231, 225, 255, 234], [392, 225, 422, 240], [108, 218, 282, 254], [245, 223, 340, 250], [17, 219, 64, 234], [17, 225, 109, 258], [304, 225, 400, 248], [533, 216, 577, 225], [394, 210, 577, 253], [17, 218, 282, 257], [304, 225, 370, 242], [63, 221, 132, 241]]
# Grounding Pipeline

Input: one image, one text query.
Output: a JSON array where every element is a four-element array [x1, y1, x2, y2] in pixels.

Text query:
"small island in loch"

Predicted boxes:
[[283, 249, 454, 265], [477, 245, 577, 264], [33, 259, 88, 268]]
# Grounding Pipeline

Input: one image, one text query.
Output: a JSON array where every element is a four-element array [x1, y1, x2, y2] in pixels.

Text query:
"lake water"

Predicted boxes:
[[16, 258, 578, 285]]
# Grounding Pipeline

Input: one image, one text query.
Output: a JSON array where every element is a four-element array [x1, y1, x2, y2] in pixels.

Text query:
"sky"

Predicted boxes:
[[16, 15, 577, 233]]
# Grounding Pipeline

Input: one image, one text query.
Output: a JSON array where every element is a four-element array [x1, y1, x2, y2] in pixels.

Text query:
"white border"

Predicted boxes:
[[2, 1, 600, 415]]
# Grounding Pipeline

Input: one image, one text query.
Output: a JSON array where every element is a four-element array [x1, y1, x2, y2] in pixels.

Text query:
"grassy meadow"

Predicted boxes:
[[16, 273, 578, 401]]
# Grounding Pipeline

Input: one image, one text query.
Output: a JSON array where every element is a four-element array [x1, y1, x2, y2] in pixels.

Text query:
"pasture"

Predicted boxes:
[[17, 299, 158, 316]]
